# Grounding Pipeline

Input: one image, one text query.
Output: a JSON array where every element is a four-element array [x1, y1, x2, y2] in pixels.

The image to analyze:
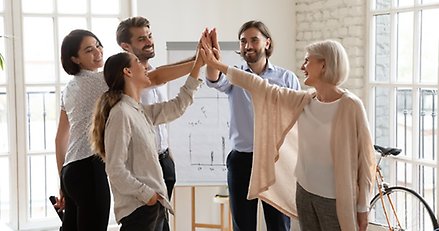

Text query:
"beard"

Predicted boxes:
[[241, 48, 265, 64], [132, 45, 155, 61]]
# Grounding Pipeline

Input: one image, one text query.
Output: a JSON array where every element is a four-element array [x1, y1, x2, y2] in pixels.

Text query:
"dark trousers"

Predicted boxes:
[[60, 155, 110, 231], [159, 150, 176, 231], [296, 183, 341, 231], [120, 203, 166, 231], [227, 150, 291, 231]]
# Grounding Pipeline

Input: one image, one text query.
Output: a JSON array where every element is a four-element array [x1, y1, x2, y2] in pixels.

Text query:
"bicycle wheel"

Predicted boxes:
[[369, 186, 439, 231]]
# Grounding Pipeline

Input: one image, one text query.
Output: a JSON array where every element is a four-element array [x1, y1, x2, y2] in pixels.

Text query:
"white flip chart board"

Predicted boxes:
[[166, 41, 241, 186]]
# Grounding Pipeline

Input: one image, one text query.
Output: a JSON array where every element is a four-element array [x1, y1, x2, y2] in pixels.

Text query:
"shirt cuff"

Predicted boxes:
[[357, 205, 369, 213], [209, 71, 223, 83], [137, 185, 156, 204], [185, 76, 203, 89]]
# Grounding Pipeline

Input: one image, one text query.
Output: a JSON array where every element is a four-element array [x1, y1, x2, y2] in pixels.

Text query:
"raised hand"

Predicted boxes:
[[209, 28, 221, 60], [201, 28, 228, 77], [199, 37, 217, 66], [196, 28, 210, 67]]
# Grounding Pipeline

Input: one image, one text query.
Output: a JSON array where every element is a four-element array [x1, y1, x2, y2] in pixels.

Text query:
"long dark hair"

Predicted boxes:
[[60, 29, 103, 75], [90, 52, 131, 159]]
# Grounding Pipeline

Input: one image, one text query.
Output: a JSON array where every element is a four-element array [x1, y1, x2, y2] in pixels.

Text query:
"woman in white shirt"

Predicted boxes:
[[89, 49, 203, 230]]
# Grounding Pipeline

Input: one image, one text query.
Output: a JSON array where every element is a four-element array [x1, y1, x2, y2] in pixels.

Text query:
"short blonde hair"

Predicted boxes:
[[305, 40, 349, 86]]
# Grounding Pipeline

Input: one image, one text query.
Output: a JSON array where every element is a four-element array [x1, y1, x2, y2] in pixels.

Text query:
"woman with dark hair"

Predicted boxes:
[[89, 50, 203, 230], [55, 29, 196, 231], [56, 29, 111, 231]]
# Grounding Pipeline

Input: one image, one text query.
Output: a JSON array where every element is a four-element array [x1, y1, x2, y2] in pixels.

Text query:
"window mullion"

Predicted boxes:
[[86, 0, 92, 28], [412, 7, 422, 196], [390, 11, 397, 84], [413, 10, 421, 84], [412, 88, 420, 191], [436, 84, 439, 215], [2, 0, 18, 229], [10, 0, 29, 230]]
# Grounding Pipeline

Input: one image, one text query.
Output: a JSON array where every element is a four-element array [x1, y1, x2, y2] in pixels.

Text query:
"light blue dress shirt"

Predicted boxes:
[[206, 60, 301, 152]]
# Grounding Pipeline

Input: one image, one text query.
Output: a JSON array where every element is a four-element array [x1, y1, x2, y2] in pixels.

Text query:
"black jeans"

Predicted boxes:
[[60, 155, 110, 231], [227, 150, 290, 231], [159, 150, 176, 231], [120, 203, 165, 231]]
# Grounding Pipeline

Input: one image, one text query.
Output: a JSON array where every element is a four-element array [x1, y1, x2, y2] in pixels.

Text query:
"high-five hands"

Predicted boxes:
[[199, 28, 229, 75], [194, 28, 209, 69], [199, 29, 220, 66]]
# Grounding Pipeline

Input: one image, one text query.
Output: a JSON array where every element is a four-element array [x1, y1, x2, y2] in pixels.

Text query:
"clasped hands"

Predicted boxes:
[[194, 28, 222, 69]]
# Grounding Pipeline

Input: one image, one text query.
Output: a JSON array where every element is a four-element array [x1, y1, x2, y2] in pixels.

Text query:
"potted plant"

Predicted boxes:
[[0, 53, 3, 70]]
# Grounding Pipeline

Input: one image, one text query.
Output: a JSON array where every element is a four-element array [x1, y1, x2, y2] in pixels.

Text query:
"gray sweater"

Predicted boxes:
[[104, 77, 202, 223]]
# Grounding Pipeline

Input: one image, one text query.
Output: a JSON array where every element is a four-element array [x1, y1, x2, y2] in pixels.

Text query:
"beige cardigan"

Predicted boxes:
[[226, 67, 376, 230]]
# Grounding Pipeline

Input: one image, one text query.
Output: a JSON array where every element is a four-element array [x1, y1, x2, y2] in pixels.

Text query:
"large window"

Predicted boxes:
[[369, 0, 439, 226], [0, 0, 129, 230]]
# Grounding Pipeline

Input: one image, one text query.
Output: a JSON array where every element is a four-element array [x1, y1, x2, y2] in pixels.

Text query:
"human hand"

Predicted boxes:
[[194, 28, 209, 68], [197, 28, 228, 75], [209, 28, 221, 60], [357, 211, 368, 231], [146, 192, 162, 206], [199, 34, 219, 67], [54, 189, 65, 212]]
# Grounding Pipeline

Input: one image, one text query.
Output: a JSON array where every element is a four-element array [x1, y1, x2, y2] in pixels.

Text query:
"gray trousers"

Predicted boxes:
[[296, 183, 341, 231]]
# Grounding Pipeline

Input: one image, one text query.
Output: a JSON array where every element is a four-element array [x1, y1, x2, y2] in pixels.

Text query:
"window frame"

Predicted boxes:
[[367, 0, 439, 224], [1, 0, 132, 229]]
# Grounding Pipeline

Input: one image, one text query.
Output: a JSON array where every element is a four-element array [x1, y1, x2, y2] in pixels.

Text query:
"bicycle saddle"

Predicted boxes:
[[374, 145, 402, 156]]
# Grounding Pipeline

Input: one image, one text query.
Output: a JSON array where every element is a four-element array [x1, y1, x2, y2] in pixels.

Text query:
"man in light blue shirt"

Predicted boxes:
[[205, 21, 300, 231]]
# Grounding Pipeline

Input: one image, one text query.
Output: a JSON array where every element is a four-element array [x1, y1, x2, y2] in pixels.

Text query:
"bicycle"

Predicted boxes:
[[368, 145, 439, 230]]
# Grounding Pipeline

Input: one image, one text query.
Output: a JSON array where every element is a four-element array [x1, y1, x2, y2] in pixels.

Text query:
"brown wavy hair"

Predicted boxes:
[[238, 20, 274, 58], [90, 52, 131, 159], [116, 16, 150, 46]]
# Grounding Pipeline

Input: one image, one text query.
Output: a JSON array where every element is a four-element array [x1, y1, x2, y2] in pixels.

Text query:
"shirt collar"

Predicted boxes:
[[76, 69, 99, 77], [243, 59, 275, 73], [121, 94, 143, 111], [146, 64, 154, 71]]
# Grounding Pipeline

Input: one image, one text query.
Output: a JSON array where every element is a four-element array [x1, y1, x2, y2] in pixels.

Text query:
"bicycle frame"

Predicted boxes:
[[375, 155, 403, 230], [370, 145, 439, 230]]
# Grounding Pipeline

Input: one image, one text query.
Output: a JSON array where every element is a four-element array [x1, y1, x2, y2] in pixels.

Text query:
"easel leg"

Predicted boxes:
[[191, 186, 196, 231]]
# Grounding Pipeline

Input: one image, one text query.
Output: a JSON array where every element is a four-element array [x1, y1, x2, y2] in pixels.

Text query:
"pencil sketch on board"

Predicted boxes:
[[167, 41, 241, 186]]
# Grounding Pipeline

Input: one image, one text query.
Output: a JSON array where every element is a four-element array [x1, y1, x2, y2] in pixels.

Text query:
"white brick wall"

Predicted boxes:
[[295, 0, 367, 99]]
